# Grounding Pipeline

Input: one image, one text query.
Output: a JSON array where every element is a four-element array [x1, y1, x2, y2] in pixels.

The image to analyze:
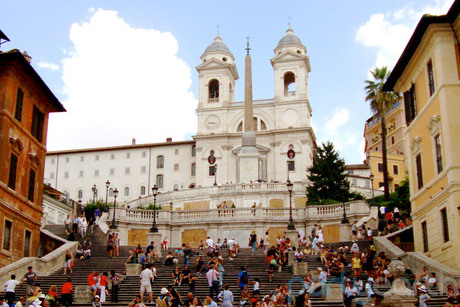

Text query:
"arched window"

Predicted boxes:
[[173, 184, 179, 191], [124, 187, 130, 196], [208, 79, 219, 99], [191, 163, 196, 177], [156, 174, 164, 188], [109, 188, 113, 197], [191, 145, 196, 157], [140, 186, 146, 196], [77, 189, 83, 199], [237, 122, 243, 132], [284, 72, 296, 96], [157, 155, 164, 168], [237, 117, 268, 132], [260, 120, 267, 130]]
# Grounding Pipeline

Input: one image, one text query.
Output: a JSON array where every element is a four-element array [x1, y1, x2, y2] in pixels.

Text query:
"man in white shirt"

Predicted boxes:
[[64, 215, 72, 233], [206, 266, 219, 300], [379, 206, 386, 218], [294, 250, 304, 262], [139, 264, 153, 302], [307, 268, 327, 295], [227, 238, 237, 260], [206, 237, 214, 248], [4, 274, 21, 305]]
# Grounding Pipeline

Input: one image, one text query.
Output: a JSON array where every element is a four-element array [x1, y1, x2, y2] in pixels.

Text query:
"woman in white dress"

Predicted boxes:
[[317, 226, 324, 244]]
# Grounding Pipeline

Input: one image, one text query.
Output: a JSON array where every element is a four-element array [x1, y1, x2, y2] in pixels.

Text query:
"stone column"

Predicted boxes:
[[381, 260, 417, 307], [146, 232, 162, 258], [284, 229, 298, 249]]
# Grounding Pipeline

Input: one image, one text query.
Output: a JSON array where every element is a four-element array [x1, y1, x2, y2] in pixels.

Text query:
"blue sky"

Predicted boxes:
[[1, 0, 454, 164]]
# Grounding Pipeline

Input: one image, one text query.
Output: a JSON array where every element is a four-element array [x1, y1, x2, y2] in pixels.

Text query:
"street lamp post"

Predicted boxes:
[[213, 164, 218, 186], [105, 180, 110, 212], [340, 184, 349, 224], [286, 179, 295, 230], [92, 184, 97, 203], [150, 185, 159, 233], [110, 188, 119, 229]]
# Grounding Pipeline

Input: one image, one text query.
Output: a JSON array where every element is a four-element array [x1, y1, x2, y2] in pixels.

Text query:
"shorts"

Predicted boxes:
[[26, 284, 34, 295], [90, 285, 97, 291], [65, 259, 72, 268], [141, 283, 152, 294], [253, 290, 260, 296]]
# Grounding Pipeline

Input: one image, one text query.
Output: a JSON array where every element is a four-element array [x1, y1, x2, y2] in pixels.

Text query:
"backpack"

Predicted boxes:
[[157, 296, 167, 307], [241, 271, 249, 284]]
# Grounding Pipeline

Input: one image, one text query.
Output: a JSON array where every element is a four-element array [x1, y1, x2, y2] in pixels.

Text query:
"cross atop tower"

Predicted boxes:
[[217, 25, 220, 36], [287, 16, 292, 28], [246, 36, 251, 54]]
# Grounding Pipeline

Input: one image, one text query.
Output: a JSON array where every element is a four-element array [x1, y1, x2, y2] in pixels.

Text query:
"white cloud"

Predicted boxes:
[[356, 0, 454, 70], [37, 61, 59, 71], [47, 8, 197, 150], [325, 107, 350, 133]]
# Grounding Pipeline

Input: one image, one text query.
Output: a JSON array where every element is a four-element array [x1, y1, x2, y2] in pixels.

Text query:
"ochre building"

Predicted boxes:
[[0, 50, 65, 267]]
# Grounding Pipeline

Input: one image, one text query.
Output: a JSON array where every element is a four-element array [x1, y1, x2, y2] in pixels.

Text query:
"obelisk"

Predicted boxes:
[[238, 38, 260, 183]]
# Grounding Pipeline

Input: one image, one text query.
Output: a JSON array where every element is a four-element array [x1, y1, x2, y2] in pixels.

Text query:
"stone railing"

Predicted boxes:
[[374, 227, 460, 293], [0, 240, 78, 286], [116, 201, 370, 225]]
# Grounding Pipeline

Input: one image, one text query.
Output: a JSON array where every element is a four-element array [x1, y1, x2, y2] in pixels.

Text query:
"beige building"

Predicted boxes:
[[363, 101, 407, 192], [383, 0, 460, 271]]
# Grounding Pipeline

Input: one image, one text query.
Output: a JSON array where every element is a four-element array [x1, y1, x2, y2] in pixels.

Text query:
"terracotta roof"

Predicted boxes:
[[0, 49, 65, 112], [383, 0, 460, 91], [346, 164, 369, 170]]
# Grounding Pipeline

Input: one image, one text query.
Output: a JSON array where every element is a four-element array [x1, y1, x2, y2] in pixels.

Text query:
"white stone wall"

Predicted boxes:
[[42, 194, 73, 226]]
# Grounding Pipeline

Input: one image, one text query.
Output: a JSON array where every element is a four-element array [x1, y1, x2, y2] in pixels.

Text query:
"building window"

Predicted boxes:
[[8, 153, 18, 190], [31, 106, 44, 142], [126, 153, 130, 159], [404, 84, 417, 125], [141, 166, 146, 173], [28, 169, 36, 202], [95, 155, 99, 161], [208, 79, 219, 99], [365, 180, 370, 188], [191, 163, 196, 177], [80, 156, 84, 162], [94, 170, 99, 177], [175, 149, 179, 155], [288, 161, 295, 171], [191, 145, 196, 157], [421, 221, 429, 252], [142, 151, 147, 158], [378, 163, 384, 173], [352, 178, 357, 187], [109, 188, 113, 197], [391, 136, 395, 145], [14, 88, 24, 122], [51, 158, 55, 164], [110, 168, 114, 175], [434, 134, 443, 173], [65, 157, 69, 163], [24, 230, 31, 257], [124, 187, 129, 196], [209, 166, 216, 176], [173, 184, 179, 191], [111, 154, 115, 160], [78, 189, 83, 199], [174, 164, 179, 171], [416, 154, 423, 189], [440, 208, 449, 243], [157, 155, 164, 168], [427, 60, 435, 96], [140, 186, 146, 196], [79, 171, 84, 177], [156, 175, 164, 188], [393, 165, 399, 175], [125, 167, 130, 175], [64, 172, 69, 179], [50, 172, 55, 179], [284, 71, 296, 96], [3, 220, 12, 251], [348, 171, 354, 175]]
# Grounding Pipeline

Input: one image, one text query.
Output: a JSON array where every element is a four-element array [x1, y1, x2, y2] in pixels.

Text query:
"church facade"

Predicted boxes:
[[44, 28, 317, 206]]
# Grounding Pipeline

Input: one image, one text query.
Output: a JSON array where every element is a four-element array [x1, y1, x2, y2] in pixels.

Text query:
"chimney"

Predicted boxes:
[[166, 138, 172, 142], [132, 138, 136, 145]]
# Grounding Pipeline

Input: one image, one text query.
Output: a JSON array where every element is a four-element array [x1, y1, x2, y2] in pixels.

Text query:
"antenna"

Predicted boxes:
[[245, 36, 251, 54]]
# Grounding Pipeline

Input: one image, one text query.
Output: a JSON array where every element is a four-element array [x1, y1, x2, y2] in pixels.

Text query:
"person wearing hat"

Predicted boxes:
[[366, 277, 375, 298], [370, 293, 383, 306], [156, 288, 170, 307], [418, 285, 431, 307], [92, 295, 101, 307], [261, 295, 271, 307], [343, 279, 359, 306]]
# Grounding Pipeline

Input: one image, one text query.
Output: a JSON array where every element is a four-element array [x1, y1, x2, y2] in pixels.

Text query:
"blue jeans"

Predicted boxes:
[[251, 242, 256, 253]]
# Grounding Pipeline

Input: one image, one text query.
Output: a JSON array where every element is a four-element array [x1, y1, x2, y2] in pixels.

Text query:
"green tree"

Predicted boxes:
[[365, 66, 400, 201], [306, 141, 350, 205], [369, 178, 411, 217]]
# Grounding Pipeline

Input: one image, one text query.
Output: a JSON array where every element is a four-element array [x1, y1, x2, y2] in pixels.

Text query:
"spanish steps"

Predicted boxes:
[[1, 224, 450, 306]]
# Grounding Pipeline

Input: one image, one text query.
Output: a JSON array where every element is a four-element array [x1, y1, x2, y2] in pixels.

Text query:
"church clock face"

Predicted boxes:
[[282, 109, 299, 126], [205, 115, 221, 129]]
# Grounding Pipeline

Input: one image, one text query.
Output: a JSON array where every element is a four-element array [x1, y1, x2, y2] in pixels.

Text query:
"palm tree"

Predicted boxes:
[[365, 67, 400, 201]]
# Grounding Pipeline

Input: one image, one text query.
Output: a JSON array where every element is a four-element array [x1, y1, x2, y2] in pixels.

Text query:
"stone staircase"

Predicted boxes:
[[1, 226, 450, 307]]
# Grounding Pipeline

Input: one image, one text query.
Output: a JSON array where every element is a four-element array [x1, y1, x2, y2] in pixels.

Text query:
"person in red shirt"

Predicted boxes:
[[99, 272, 108, 303], [61, 278, 73, 307], [87, 271, 97, 298]]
